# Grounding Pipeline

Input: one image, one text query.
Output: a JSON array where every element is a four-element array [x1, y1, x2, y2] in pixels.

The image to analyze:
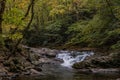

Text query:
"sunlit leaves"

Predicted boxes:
[[9, 32, 23, 41], [50, 5, 66, 16], [4, 7, 24, 24], [1, 0, 32, 43]]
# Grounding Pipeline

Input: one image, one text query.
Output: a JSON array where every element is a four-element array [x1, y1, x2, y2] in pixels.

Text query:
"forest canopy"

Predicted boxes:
[[0, 0, 120, 51]]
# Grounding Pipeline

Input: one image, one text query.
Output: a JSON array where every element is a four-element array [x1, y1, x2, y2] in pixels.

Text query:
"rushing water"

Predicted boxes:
[[14, 50, 120, 80], [56, 50, 94, 68]]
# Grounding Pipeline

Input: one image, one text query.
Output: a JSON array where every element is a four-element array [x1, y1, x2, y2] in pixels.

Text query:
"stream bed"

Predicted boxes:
[[14, 50, 120, 80]]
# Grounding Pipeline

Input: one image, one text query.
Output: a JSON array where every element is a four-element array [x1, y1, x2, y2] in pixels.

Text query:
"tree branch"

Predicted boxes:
[[7, 0, 35, 59]]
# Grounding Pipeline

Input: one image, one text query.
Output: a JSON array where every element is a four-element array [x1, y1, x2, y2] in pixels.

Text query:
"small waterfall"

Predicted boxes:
[[56, 51, 94, 68]]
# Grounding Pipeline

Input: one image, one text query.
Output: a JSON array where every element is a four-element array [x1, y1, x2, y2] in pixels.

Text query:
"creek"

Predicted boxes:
[[14, 50, 120, 80]]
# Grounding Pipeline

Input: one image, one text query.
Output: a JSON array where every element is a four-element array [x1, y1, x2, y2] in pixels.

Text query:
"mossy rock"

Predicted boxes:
[[72, 61, 92, 69], [73, 52, 120, 69]]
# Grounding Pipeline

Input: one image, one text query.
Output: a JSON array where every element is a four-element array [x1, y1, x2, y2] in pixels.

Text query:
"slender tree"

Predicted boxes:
[[6, 0, 35, 59], [0, 0, 6, 33]]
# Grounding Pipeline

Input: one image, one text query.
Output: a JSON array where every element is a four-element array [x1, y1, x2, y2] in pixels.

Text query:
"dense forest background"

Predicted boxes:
[[0, 0, 120, 51]]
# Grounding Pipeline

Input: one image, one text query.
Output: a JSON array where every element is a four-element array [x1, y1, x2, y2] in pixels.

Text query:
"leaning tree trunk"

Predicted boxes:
[[7, 0, 35, 59], [0, 0, 6, 33]]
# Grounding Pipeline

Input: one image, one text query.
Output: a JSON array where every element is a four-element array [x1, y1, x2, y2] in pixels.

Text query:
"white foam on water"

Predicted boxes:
[[56, 51, 94, 68]]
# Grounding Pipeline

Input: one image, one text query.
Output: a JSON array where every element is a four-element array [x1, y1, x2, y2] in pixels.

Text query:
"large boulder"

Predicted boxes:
[[27, 47, 58, 58], [40, 48, 58, 58], [73, 56, 111, 69], [73, 52, 120, 69], [116, 78, 120, 80]]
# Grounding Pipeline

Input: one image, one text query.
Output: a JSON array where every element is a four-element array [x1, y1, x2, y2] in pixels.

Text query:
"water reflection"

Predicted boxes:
[[15, 65, 120, 80], [15, 72, 120, 80], [73, 73, 120, 80]]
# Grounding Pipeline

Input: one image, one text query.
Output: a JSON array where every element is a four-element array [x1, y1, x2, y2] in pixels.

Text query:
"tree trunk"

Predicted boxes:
[[7, 0, 35, 59], [0, 0, 6, 33]]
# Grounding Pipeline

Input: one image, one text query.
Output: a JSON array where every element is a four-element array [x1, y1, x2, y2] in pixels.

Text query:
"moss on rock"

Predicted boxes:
[[73, 52, 120, 69]]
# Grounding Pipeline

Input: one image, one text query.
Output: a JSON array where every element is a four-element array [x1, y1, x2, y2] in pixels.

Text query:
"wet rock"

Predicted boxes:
[[24, 65, 35, 71], [23, 62, 34, 70], [76, 69, 92, 73], [73, 52, 120, 69], [54, 58, 64, 63], [116, 78, 120, 80], [29, 52, 40, 62], [45, 52, 56, 58], [72, 61, 91, 69], [28, 47, 58, 58], [3, 76, 13, 80], [22, 71, 31, 75], [38, 58, 51, 64], [30, 69, 41, 74], [0, 72, 7, 77], [11, 73, 19, 78], [89, 56, 112, 68], [3, 72, 20, 80], [0, 77, 2, 80], [76, 68, 120, 74], [0, 67, 8, 77], [91, 69, 120, 74], [41, 48, 58, 58], [31, 61, 39, 66], [34, 67, 42, 72]]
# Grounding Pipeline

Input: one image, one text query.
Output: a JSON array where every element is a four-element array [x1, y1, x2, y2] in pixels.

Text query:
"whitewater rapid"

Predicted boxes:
[[56, 51, 94, 68]]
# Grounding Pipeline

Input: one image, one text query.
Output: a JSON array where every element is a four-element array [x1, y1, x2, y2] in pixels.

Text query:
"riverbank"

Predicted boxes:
[[0, 46, 60, 79], [0, 46, 120, 80]]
